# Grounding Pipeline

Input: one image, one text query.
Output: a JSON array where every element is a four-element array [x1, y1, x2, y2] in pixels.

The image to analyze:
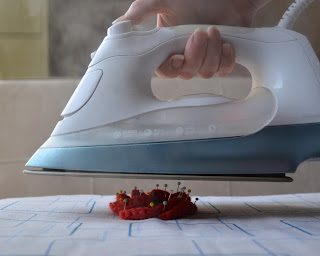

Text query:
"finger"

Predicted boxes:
[[113, 0, 168, 26], [179, 29, 208, 80], [215, 43, 236, 77], [155, 55, 185, 78], [198, 26, 222, 79]]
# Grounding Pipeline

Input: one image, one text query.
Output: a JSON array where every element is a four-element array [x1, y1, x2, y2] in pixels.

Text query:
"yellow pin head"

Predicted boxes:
[[150, 202, 154, 207]]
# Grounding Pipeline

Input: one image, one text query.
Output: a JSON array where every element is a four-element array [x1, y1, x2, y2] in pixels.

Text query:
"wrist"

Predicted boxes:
[[229, 0, 272, 27], [241, 0, 272, 16]]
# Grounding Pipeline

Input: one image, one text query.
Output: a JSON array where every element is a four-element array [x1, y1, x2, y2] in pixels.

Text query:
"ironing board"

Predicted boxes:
[[0, 193, 319, 255]]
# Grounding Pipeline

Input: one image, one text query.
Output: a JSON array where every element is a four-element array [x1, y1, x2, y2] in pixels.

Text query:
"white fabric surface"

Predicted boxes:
[[0, 193, 320, 256]]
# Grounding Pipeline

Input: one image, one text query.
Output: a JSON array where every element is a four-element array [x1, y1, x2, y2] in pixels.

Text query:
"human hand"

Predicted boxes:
[[113, 0, 271, 79]]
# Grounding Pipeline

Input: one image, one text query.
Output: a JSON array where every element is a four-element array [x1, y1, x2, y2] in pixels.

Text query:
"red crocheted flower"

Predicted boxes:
[[109, 186, 197, 220]]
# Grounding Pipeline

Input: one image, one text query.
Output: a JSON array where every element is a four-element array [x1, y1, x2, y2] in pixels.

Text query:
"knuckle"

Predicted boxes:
[[131, 0, 141, 9]]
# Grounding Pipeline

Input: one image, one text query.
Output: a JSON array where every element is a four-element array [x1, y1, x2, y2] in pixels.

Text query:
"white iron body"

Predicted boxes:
[[25, 19, 320, 180], [42, 21, 320, 147]]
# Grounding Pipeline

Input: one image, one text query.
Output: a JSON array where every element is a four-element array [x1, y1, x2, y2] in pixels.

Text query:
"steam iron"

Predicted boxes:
[[25, 1, 320, 181]]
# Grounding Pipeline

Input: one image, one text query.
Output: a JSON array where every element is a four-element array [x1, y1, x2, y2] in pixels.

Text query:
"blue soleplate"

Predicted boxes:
[[26, 123, 320, 175]]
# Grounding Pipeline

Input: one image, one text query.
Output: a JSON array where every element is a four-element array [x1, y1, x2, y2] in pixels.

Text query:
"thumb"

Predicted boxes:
[[113, 0, 168, 26]]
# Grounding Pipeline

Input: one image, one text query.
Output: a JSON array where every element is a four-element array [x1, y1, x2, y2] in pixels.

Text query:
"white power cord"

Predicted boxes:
[[278, 0, 315, 29]]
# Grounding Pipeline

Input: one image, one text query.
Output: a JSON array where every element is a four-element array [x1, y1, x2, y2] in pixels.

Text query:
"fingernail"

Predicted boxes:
[[112, 15, 125, 24], [223, 43, 231, 57], [193, 28, 206, 47], [171, 55, 184, 69], [207, 26, 218, 36]]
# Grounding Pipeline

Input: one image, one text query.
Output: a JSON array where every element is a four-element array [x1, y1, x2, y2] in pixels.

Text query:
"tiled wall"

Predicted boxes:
[[0, 0, 48, 78]]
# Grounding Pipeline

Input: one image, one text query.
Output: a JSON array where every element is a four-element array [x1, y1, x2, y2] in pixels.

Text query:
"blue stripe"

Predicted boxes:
[[207, 202, 221, 214], [244, 202, 261, 212], [15, 214, 37, 227], [69, 223, 82, 236], [272, 199, 288, 207], [252, 239, 277, 256], [47, 207, 56, 216], [1, 201, 19, 210], [280, 220, 315, 235], [48, 198, 60, 206], [67, 216, 80, 228], [6, 230, 23, 243], [43, 224, 56, 233], [211, 224, 222, 234], [102, 231, 108, 241], [241, 210, 251, 216], [45, 241, 55, 256], [128, 223, 133, 236], [89, 202, 96, 213], [293, 194, 320, 207], [72, 202, 78, 209], [199, 233, 211, 243], [198, 198, 207, 206], [175, 219, 182, 230], [191, 240, 205, 256], [233, 224, 254, 236], [216, 217, 232, 230], [86, 198, 93, 207]]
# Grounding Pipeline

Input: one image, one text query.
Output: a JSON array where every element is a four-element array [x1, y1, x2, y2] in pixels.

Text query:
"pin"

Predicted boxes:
[[177, 182, 181, 192], [177, 194, 182, 199], [150, 202, 154, 207], [179, 187, 186, 197], [163, 201, 167, 212], [124, 199, 128, 210], [119, 198, 123, 201], [147, 191, 150, 195], [119, 190, 123, 193], [124, 191, 126, 194], [186, 189, 192, 200], [139, 189, 143, 196], [156, 184, 159, 190], [168, 190, 173, 200], [164, 184, 168, 191], [194, 198, 199, 204], [116, 192, 119, 196], [134, 186, 137, 190]]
